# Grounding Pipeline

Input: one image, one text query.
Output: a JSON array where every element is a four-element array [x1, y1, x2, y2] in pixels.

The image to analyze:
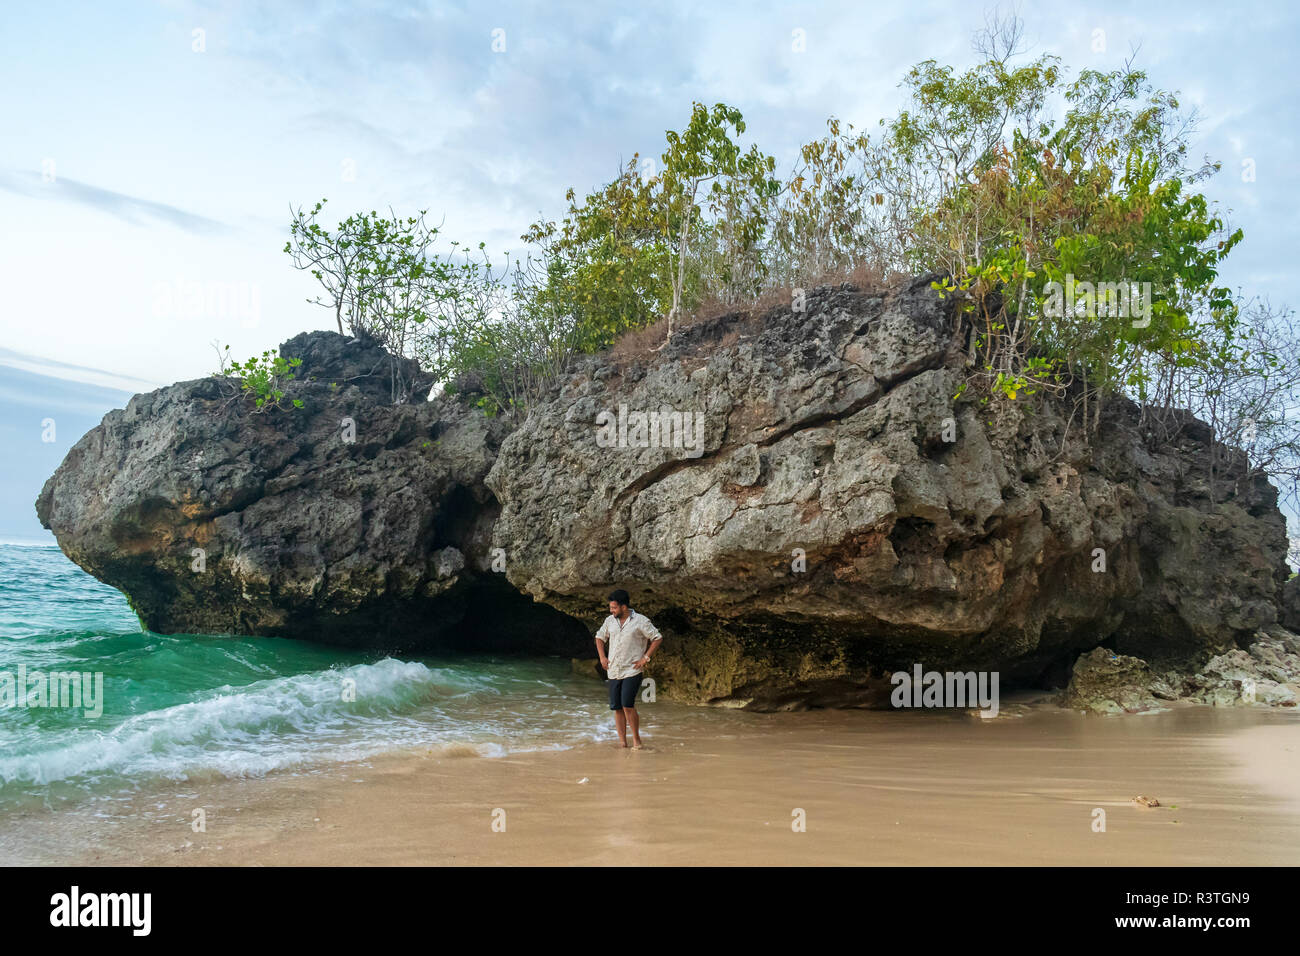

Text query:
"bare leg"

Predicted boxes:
[[625, 707, 642, 748], [614, 708, 628, 747]]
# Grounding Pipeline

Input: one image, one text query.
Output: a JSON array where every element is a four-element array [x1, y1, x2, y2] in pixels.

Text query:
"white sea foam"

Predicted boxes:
[[0, 657, 609, 791]]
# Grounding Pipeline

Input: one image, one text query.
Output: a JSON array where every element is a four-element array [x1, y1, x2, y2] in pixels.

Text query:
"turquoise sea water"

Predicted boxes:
[[0, 542, 617, 811]]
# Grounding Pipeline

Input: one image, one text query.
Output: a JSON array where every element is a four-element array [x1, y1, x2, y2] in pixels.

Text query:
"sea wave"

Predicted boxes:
[[0, 657, 606, 795], [0, 544, 613, 809]]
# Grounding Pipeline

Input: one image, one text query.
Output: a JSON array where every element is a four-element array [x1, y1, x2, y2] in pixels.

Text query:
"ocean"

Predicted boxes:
[[0, 542, 619, 813], [4, 545, 1300, 867]]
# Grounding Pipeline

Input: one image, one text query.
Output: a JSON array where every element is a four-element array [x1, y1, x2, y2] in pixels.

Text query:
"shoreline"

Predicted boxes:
[[3, 701, 1298, 866]]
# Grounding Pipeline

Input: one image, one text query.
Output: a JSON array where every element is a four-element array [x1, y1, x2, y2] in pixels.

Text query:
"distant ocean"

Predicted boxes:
[[0, 542, 615, 812]]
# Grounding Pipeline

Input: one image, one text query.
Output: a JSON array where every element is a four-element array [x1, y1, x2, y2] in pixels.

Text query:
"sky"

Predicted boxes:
[[0, 365, 130, 540], [0, 0, 1297, 545]]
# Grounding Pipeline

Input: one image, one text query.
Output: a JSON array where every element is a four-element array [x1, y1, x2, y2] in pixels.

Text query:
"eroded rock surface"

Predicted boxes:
[[1065, 629, 1300, 713], [487, 279, 1291, 705], [39, 279, 1294, 707], [1064, 648, 1164, 714], [36, 331, 585, 652]]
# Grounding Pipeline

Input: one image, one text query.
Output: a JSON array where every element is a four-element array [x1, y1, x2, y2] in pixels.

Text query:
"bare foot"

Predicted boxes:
[[633, 740, 645, 750], [614, 740, 629, 749]]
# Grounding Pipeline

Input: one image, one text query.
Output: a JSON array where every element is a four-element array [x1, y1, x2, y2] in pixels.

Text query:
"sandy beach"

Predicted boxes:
[[3, 698, 1298, 866]]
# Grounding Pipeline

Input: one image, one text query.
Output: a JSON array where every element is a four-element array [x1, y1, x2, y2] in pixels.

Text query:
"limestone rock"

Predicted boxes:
[[1065, 648, 1163, 714], [37, 280, 1295, 709], [36, 331, 585, 653], [486, 279, 1290, 705], [1185, 645, 1299, 707]]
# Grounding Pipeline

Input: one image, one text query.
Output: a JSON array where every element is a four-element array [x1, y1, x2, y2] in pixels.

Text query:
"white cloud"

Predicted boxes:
[[0, 0, 1296, 384]]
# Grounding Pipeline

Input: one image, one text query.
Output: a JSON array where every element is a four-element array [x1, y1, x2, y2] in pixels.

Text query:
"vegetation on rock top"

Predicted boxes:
[[271, 15, 1297, 537]]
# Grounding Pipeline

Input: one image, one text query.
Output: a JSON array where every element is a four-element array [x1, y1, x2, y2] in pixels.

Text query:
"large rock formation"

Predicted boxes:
[[35, 331, 586, 653], [487, 279, 1290, 705], [38, 279, 1295, 707]]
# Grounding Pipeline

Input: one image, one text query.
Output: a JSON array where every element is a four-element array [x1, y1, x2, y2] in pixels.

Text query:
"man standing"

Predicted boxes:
[[594, 589, 663, 750]]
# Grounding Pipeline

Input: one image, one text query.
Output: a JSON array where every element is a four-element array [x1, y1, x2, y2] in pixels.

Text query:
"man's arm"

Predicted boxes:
[[636, 637, 663, 669], [634, 618, 663, 669], [594, 621, 610, 670]]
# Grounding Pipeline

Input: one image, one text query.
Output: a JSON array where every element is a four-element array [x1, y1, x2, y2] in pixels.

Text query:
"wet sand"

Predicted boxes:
[[4, 700, 1299, 866]]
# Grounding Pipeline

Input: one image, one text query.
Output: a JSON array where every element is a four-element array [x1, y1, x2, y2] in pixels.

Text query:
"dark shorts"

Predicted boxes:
[[607, 673, 644, 711]]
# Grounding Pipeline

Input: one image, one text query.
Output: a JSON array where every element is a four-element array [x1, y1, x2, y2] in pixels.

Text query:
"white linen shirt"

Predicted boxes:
[[595, 610, 663, 680]]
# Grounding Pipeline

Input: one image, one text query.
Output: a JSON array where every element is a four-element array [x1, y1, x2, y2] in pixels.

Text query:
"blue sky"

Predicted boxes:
[[0, 365, 130, 540], [1, 0, 1296, 388], [0, 1, 1297, 550]]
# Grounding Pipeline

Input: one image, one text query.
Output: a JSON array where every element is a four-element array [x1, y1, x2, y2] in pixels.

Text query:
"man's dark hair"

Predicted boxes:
[[607, 589, 630, 606]]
